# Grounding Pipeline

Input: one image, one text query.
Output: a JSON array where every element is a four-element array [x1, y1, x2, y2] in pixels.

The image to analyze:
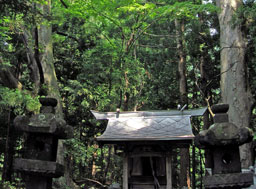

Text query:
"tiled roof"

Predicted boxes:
[[92, 108, 206, 142], [91, 107, 207, 120], [96, 115, 193, 141]]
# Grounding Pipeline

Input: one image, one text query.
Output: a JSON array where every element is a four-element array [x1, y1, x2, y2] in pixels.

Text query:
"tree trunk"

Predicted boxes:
[[21, 29, 41, 94], [216, 0, 254, 168], [176, 19, 187, 106], [36, 1, 77, 188], [0, 57, 22, 90], [37, 1, 63, 116], [103, 145, 112, 184], [198, 9, 213, 171], [191, 144, 196, 189], [1, 110, 16, 183], [175, 18, 190, 188]]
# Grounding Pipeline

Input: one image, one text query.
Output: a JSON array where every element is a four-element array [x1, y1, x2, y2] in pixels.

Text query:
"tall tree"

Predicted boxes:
[[37, 1, 63, 115], [216, 0, 254, 168], [0, 0, 76, 187], [175, 17, 190, 188], [36, 1, 78, 188]]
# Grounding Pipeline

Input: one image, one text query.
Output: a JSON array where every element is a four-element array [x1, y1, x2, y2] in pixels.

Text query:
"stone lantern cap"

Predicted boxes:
[[196, 122, 253, 147], [196, 104, 253, 147], [14, 98, 73, 139], [14, 115, 73, 139]]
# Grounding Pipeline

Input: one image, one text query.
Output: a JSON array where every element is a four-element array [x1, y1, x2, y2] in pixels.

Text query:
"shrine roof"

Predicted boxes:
[[91, 107, 207, 142]]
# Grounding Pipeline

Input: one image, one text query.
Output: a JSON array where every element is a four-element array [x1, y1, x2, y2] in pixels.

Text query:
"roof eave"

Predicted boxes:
[[91, 107, 207, 120]]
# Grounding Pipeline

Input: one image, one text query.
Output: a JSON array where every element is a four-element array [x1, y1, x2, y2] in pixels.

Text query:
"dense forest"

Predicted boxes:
[[1, 0, 256, 188]]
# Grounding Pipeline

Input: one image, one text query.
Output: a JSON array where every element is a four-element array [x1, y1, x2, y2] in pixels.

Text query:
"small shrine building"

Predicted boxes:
[[92, 108, 206, 189]]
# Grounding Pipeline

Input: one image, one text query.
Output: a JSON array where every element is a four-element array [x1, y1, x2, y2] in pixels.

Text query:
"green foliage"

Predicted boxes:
[[118, 1, 156, 13], [0, 181, 17, 189], [158, 1, 218, 20], [51, 1, 221, 187], [0, 17, 10, 38], [65, 138, 88, 166], [2, 0, 252, 188], [0, 87, 41, 114]]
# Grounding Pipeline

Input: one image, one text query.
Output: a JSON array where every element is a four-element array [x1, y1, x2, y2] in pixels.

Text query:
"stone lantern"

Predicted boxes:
[[13, 98, 73, 189], [195, 104, 254, 188]]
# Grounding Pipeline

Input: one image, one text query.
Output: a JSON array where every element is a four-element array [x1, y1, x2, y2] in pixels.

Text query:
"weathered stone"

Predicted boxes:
[[40, 106, 55, 113], [13, 97, 73, 189], [212, 147, 241, 174], [204, 173, 253, 188], [239, 127, 254, 144], [55, 121, 74, 139], [14, 114, 73, 138], [196, 122, 253, 146], [194, 130, 207, 149], [23, 175, 52, 189], [23, 134, 57, 160], [39, 98, 58, 107], [29, 113, 56, 127], [213, 113, 228, 123], [211, 104, 229, 114], [14, 114, 56, 133], [196, 103, 253, 188], [13, 158, 64, 178]]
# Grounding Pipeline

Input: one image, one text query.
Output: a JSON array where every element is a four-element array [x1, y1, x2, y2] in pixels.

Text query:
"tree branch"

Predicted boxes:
[[137, 44, 176, 49], [75, 178, 107, 187], [56, 31, 80, 43], [0, 59, 22, 90], [205, 96, 215, 118], [142, 32, 176, 38], [59, 0, 68, 8], [220, 45, 246, 52], [126, 14, 164, 54], [55, 31, 96, 51], [21, 29, 42, 91], [90, 5, 126, 41]]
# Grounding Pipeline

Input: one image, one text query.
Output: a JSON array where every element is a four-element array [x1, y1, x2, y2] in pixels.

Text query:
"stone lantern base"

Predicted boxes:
[[204, 172, 253, 188]]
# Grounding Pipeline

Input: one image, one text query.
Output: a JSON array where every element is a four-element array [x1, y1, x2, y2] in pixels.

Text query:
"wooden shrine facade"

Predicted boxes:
[[92, 108, 206, 189]]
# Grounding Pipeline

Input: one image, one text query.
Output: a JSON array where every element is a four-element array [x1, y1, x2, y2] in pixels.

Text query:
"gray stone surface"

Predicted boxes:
[[13, 158, 64, 178], [212, 147, 241, 174], [108, 183, 120, 189], [39, 97, 58, 107], [204, 173, 253, 188], [211, 104, 229, 114], [213, 113, 229, 123], [13, 97, 73, 189], [196, 122, 253, 146], [244, 167, 256, 189], [14, 114, 73, 139], [196, 103, 254, 188]]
